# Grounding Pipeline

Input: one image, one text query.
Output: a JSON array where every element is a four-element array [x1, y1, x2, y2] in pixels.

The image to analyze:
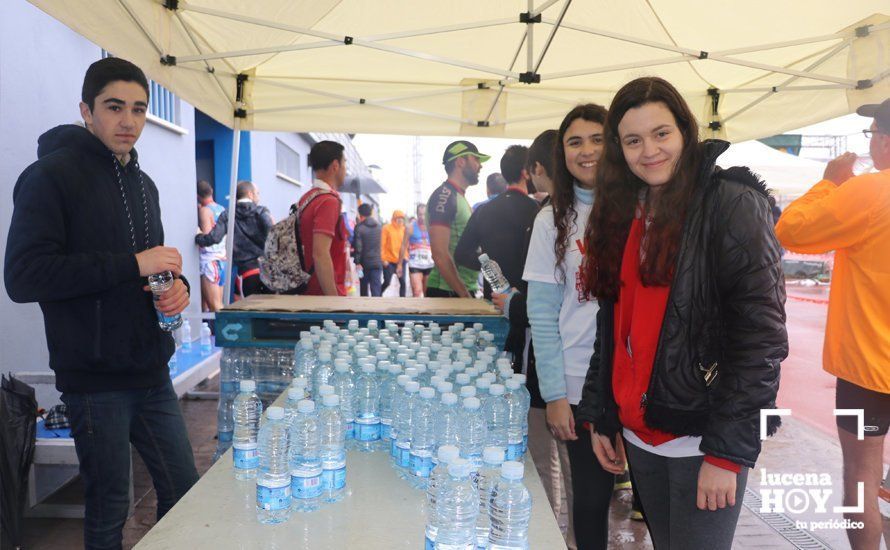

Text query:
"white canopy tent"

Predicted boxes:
[[720, 140, 826, 199], [29, 0, 889, 301]]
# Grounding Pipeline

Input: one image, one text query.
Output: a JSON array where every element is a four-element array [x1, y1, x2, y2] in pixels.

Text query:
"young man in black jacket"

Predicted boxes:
[[4, 57, 198, 550], [352, 203, 384, 296]]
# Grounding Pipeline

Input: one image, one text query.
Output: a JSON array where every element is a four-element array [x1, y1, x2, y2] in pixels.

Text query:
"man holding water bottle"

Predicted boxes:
[[776, 97, 890, 550], [4, 57, 198, 550]]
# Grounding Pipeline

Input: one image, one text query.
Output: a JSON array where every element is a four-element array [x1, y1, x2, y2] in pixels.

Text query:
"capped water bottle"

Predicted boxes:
[[455, 373, 471, 389], [354, 364, 381, 451], [425, 445, 461, 550], [390, 374, 411, 461], [504, 380, 527, 460], [482, 384, 509, 454], [410, 387, 438, 487], [457, 397, 486, 474], [294, 339, 317, 383], [291, 376, 309, 398], [200, 322, 213, 355], [214, 395, 234, 461], [488, 461, 532, 550], [394, 381, 421, 475], [256, 407, 291, 524], [319, 394, 347, 503], [233, 380, 262, 480], [476, 446, 506, 546], [313, 351, 334, 397], [147, 271, 183, 331], [459, 386, 477, 400], [317, 384, 335, 399], [378, 363, 402, 447], [284, 387, 304, 424], [435, 392, 461, 459], [331, 360, 356, 443], [180, 320, 192, 352], [435, 458, 479, 550], [289, 400, 322, 512], [436, 381, 454, 397]]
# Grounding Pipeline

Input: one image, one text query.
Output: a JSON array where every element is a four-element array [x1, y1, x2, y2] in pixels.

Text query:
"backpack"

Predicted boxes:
[[258, 188, 339, 293]]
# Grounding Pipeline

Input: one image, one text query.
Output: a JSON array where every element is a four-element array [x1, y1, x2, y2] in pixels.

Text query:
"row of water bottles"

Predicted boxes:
[[229, 378, 349, 524], [167, 320, 213, 374], [425, 445, 532, 550]]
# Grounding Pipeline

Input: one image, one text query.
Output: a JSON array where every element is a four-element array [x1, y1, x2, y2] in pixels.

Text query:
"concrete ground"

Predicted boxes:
[[20, 294, 888, 549]]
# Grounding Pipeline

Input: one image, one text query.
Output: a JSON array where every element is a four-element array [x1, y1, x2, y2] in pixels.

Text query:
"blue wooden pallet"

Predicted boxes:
[[215, 310, 509, 349]]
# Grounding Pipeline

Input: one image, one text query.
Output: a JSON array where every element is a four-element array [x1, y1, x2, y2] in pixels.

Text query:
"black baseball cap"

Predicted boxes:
[[856, 98, 890, 133], [442, 140, 490, 165]]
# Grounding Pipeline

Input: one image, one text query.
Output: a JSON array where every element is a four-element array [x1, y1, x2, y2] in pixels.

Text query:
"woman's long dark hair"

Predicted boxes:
[[582, 77, 703, 299], [551, 104, 608, 282]]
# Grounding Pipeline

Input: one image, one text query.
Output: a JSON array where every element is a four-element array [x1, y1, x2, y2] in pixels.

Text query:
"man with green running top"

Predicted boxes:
[[425, 140, 489, 298]]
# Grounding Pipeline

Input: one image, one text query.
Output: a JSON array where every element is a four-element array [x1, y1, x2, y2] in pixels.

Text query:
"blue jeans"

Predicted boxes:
[[61, 379, 199, 550], [360, 267, 383, 297]]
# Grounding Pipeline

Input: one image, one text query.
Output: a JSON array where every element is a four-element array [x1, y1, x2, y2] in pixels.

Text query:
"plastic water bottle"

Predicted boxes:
[[289, 400, 322, 512], [410, 387, 438, 488], [233, 380, 262, 480], [482, 384, 509, 456], [390, 375, 411, 462], [510, 376, 531, 453], [291, 376, 309, 399], [504, 380, 527, 460], [200, 322, 213, 355], [256, 407, 291, 524], [378, 363, 402, 448], [330, 360, 355, 443], [295, 338, 317, 384], [284, 387, 304, 424], [180, 321, 192, 352], [476, 447, 506, 546], [353, 364, 381, 451], [147, 271, 183, 331], [459, 386, 477, 400], [313, 351, 334, 398], [319, 394, 347, 503], [457, 397, 486, 475], [425, 445, 461, 550], [395, 381, 421, 476], [488, 462, 532, 550], [214, 395, 234, 462], [435, 392, 461, 460], [435, 458, 479, 550]]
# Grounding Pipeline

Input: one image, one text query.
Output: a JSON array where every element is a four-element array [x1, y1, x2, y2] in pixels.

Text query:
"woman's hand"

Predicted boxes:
[[697, 461, 738, 511], [545, 398, 577, 441], [491, 288, 516, 315], [590, 427, 627, 474]]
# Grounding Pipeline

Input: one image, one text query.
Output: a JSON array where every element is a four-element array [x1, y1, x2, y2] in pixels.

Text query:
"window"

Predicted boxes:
[[101, 50, 179, 125], [276, 139, 302, 184]]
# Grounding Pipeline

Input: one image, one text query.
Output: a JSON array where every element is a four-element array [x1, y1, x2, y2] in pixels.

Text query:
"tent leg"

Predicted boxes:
[[222, 119, 241, 306]]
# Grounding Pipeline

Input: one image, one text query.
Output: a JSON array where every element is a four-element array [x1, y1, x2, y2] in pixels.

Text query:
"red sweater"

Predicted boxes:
[[612, 214, 740, 473]]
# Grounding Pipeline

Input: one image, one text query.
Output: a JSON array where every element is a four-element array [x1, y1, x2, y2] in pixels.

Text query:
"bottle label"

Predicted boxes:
[[321, 466, 347, 490], [233, 443, 259, 470], [220, 381, 237, 394], [218, 430, 233, 443], [380, 418, 392, 441], [410, 452, 433, 478], [256, 479, 290, 511], [291, 471, 323, 500], [506, 440, 524, 461], [344, 420, 355, 440], [355, 421, 381, 442], [390, 438, 398, 459], [424, 535, 435, 550]]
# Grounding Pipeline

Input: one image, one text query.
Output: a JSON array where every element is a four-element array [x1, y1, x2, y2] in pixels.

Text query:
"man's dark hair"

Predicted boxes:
[[500, 145, 529, 185], [444, 158, 458, 175], [236, 180, 255, 200], [197, 180, 213, 199], [308, 140, 345, 172], [82, 57, 150, 111], [486, 173, 508, 196], [358, 203, 373, 217], [527, 129, 558, 178]]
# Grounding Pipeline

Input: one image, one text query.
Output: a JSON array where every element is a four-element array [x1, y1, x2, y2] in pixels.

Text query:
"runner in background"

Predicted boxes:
[[402, 203, 434, 297], [196, 180, 225, 313]]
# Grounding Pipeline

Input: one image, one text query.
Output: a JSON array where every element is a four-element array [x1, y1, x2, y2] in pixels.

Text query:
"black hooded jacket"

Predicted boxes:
[[195, 201, 273, 272], [575, 140, 788, 468], [4, 125, 177, 393]]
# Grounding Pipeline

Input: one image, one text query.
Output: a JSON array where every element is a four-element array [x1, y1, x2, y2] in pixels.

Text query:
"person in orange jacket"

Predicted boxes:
[[381, 210, 408, 296], [776, 98, 890, 550]]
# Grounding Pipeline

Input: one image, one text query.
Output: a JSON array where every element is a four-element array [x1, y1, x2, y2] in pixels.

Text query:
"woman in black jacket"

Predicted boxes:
[[576, 77, 788, 549]]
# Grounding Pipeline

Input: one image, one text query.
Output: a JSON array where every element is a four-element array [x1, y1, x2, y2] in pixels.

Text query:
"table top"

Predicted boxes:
[[136, 405, 566, 549], [221, 295, 501, 317]]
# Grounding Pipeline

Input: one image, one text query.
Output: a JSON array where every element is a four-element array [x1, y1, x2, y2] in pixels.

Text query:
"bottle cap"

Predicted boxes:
[[389, 364, 403, 375], [419, 387, 436, 399], [448, 458, 470, 477], [438, 444, 460, 464], [318, 384, 335, 396], [335, 361, 349, 373], [463, 396, 481, 410], [441, 392, 458, 405], [323, 394, 340, 407], [501, 461, 524, 480], [506, 379, 520, 391], [513, 374, 527, 385], [405, 367, 418, 378], [361, 364, 375, 374], [476, 378, 491, 390], [437, 382, 454, 395], [297, 400, 316, 413], [459, 386, 477, 399], [376, 351, 389, 361], [266, 406, 284, 420], [300, 338, 313, 349], [483, 446, 506, 464], [489, 384, 505, 396], [396, 374, 410, 386], [292, 377, 308, 389], [287, 387, 303, 401], [496, 358, 511, 369], [319, 351, 332, 361], [456, 373, 470, 385], [430, 376, 444, 388], [239, 379, 256, 392], [406, 381, 421, 393]]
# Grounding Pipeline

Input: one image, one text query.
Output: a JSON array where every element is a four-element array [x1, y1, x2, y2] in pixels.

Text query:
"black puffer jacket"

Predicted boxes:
[[576, 140, 788, 468]]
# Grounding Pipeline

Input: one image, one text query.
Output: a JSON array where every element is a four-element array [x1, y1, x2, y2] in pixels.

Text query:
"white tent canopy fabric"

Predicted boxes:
[[31, 0, 889, 142], [719, 141, 825, 198]]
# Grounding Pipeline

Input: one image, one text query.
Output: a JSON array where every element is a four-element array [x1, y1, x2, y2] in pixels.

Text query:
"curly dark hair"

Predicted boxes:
[[582, 77, 703, 299], [551, 104, 608, 282]]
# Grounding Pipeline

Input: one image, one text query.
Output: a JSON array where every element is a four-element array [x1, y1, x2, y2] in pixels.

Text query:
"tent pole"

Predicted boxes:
[[222, 118, 241, 306], [526, 0, 534, 73]]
